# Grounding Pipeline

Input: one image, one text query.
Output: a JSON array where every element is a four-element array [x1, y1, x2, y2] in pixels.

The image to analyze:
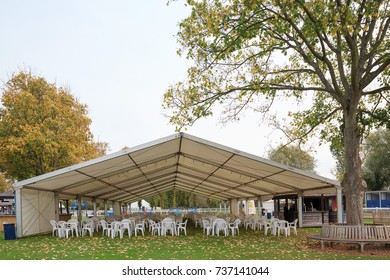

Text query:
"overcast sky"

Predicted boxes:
[[0, 0, 336, 178]]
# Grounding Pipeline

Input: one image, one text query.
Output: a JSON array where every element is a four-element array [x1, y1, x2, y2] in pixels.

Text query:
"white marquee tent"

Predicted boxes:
[[14, 132, 341, 237]]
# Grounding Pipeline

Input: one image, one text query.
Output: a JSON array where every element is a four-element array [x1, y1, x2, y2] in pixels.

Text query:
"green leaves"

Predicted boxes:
[[362, 129, 390, 191], [164, 0, 389, 138], [268, 144, 317, 172]]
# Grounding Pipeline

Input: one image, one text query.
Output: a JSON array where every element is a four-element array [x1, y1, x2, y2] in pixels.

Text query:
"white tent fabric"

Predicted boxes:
[[19, 189, 55, 236], [14, 132, 340, 203], [14, 133, 340, 236]]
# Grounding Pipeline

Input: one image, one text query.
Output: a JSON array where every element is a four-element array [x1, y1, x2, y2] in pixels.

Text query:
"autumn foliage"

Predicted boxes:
[[0, 71, 107, 180]]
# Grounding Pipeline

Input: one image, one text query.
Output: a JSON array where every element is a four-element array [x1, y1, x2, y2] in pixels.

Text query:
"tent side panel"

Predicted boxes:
[[39, 190, 55, 233], [21, 189, 55, 237]]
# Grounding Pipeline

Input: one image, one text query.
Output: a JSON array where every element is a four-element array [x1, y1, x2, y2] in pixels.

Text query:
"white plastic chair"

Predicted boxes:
[[67, 220, 79, 237], [134, 220, 145, 236], [99, 220, 111, 237], [148, 219, 155, 233], [57, 221, 71, 238], [150, 220, 161, 236], [245, 216, 254, 230], [202, 219, 212, 235], [213, 219, 228, 236], [121, 219, 132, 237], [288, 219, 298, 235], [50, 220, 60, 237], [111, 221, 123, 239], [80, 220, 89, 234], [176, 219, 188, 236], [229, 219, 241, 236], [161, 218, 176, 236], [277, 220, 290, 236], [82, 221, 94, 237], [264, 218, 278, 236], [255, 217, 266, 230]]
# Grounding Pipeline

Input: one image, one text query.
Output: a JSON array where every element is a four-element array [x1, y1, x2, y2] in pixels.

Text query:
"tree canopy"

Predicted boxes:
[[268, 144, 317, 173], [362, 129, 390, 190], [164, 0, 390, 224], [0, 71, 108, 181]]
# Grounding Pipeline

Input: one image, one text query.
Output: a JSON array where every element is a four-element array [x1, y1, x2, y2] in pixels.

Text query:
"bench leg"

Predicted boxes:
[[360, 243, 365, 253], [320, 240, 324, 250]]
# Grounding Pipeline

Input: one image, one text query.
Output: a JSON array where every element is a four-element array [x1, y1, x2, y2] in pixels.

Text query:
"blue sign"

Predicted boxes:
[[71, 202, 88, 208]]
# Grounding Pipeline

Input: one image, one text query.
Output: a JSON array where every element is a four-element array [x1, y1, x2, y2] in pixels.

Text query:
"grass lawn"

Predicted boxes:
[[1, 222, 389, 260]]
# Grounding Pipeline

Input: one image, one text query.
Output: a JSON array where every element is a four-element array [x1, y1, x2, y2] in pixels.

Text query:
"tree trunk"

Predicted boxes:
[[342, 109, 366, 225]]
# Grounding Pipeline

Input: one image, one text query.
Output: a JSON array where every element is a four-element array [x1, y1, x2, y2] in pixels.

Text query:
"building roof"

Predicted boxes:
[[14, 133, 340, 203], [0, 191, 14, 199]]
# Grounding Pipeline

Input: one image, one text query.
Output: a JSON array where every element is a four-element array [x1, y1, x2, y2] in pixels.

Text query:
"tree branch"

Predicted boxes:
[[362, 86, 390, 96]]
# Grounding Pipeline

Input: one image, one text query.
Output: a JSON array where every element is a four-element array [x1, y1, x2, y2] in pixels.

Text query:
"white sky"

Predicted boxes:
[[0, 0, 336, 179]]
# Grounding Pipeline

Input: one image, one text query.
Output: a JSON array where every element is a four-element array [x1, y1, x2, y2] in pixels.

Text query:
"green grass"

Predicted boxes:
[[0, 222, 389, 260]]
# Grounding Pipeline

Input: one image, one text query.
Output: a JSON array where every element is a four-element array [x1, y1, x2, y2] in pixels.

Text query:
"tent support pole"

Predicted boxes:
[[337, 187, 343, 224], [93, 198, 97, 217], [230, 198, 238, 216], [77, 195, 82, 225], [114, 201, 121, 216], [257, 198, 262, 217], [298, 193, 303, 228], [54, 192, 59, 221]]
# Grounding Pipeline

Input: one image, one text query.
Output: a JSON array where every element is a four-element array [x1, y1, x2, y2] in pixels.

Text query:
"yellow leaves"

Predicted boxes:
[[0, 70, 107, 180]]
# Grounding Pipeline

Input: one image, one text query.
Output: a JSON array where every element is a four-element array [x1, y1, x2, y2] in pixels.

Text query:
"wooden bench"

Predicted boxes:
[[307, 224, 390, 252]]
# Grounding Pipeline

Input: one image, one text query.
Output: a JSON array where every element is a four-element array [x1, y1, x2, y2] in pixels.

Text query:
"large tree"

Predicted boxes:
[[164, 0, 390, 225], [0, 70, 108, 180]]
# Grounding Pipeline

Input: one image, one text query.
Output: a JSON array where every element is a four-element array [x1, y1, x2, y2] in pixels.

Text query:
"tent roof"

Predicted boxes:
[[14, 133, 340, 203]]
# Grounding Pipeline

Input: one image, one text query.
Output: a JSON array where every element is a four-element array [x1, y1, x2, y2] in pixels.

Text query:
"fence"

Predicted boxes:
[[127, 207, 231, 215], [363, 208, 390, 224]]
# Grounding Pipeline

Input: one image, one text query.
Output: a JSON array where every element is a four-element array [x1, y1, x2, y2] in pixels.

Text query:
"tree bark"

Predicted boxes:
[[341, 108, 366, 225]]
